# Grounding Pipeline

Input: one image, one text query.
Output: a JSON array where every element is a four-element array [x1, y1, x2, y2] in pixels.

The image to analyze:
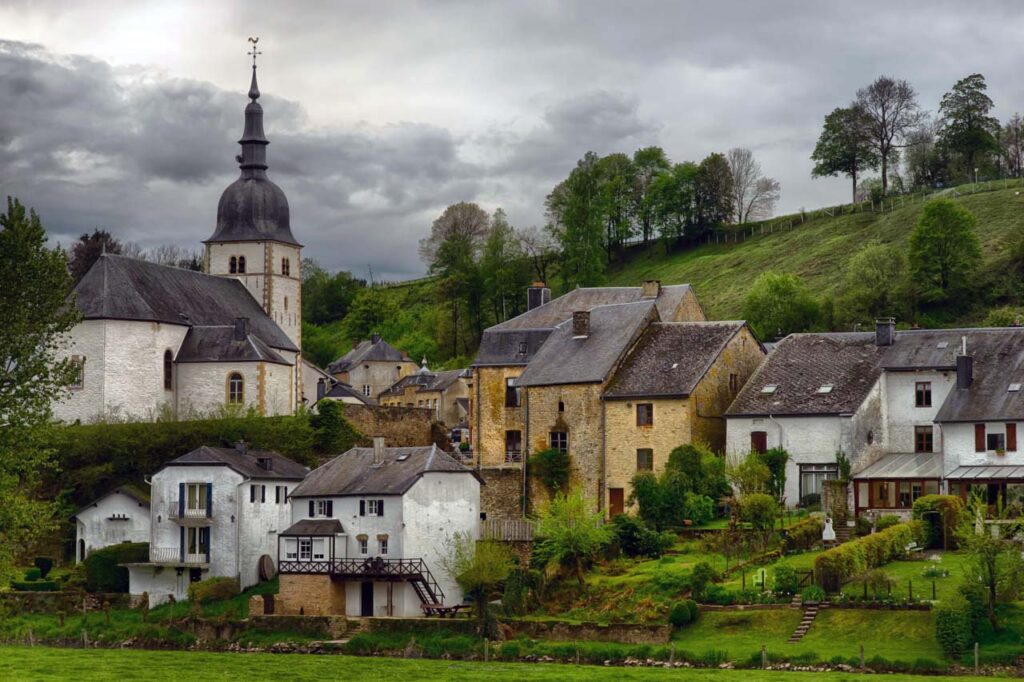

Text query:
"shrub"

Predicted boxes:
[[701, 585, 735, 605], [188, 576, 240, 604], [682, 492, 715, 526], [685, 599, 699, 622], [854, 516, 872, 537], [799, 493, 821, 508], [875, 514, 901, 531], [528, 448, 570, 494], [84, 542, 150, 593], [739, 493, 778, 531], [23, 567, 41, 582], [669, 602, 692, 627], [912, 495, 965, 549], [935, 593, 973, 658], [800, 585, 826, 603], [814, 521, 924, 592], [783, 516, 824, 551], [33, 558, 54, 579], [10, 580, 58, 592], [610, 514, 674, 559], [689, 561, 719, 599], [853, 568, 893, 598], [773, 564, 799, 595]]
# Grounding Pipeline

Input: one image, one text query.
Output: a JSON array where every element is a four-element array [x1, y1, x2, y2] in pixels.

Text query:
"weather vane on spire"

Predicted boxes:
[[247, 36, 261, 68]]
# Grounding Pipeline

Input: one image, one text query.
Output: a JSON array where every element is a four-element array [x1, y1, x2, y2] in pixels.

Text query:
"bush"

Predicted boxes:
[[773, 564, 799, 595], [33, 557, 54, 579], [23, 567, 41, 582], [783, 516, 824, 551], [800, 585, 826, 603], [685, 599, 699, 622], [912, 495, 965, 549], [814, 521, 925, 592], [528, 448, 570, 494], [935, 593, 973, 658], [84, 542, 150, 593], [188, 576, 240, 604], [739, 493, 778, 531], [875, 514, 901, 531], [854, 516, 873, 537], [669, 602, 692, 627], [610, 514, 674, 559], [10, 580, 58, 592], [689, 561, 719, 599], [799, 493, 821, 508], [701, 584, 735, 605]]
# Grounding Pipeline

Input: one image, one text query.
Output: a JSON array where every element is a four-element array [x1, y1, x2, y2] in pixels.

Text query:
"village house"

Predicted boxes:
[[276, 440, 481, 617], [72, 486, 151, 563], [327, 335, 419, 400], [378, 360, 470, 426], [54, 59, 310, 423], [725, 320, 1024, 516], [125, 444, 308, 605]]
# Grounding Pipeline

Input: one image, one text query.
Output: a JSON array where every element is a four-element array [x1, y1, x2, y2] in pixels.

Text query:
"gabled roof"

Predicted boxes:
[[73, 254, 297, 352], [281, 519, 344, 536], [726, 332, 885, 417], [160, 445, 308, 480], [322, 381, 378, 405], [930, 328, 1024, 422], [604, 322, 753, 398], [328, 337, 410, 374], [289, 445, 481, 498], [175, 326, 290, 365], [381, 368, 465, 396], [73, 484, 150, 518], [517, 301, 658, 387]]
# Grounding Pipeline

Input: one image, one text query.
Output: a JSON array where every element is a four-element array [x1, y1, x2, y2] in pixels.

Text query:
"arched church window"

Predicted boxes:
[[229, 256, 238, 274], [237, 256, 247, 274], [163, 349, 173, 390], [227, 372, 244, 404], [281, 258, 290, 276]]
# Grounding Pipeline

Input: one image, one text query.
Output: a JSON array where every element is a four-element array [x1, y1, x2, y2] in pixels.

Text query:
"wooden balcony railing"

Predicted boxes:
[[279, 556, 444, 604]]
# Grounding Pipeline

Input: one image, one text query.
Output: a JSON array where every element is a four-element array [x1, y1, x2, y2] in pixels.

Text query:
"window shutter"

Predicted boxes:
[[261, 485, 266, 503], [201, 527, 211, 563], [179, 526, 185, 562], [326, 500, 333, 517], [751, 431, 768, 454], [975, 424, 986, 452], [309, 500, 315, 517], [275, 486, 281, 504], [206, 483, 212, 518], [178, 483, 185, 518], [378, 499, 384, 516], [359, 500, 366, 516], [1007, 423, 1017, 452]]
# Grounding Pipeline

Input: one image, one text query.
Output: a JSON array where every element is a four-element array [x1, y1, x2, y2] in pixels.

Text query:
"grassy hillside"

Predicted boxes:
[[606, 186, 1024, 325]]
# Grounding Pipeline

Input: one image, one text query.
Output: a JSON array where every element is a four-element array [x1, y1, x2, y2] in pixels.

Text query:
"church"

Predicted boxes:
[[54, 59, 311, 423]]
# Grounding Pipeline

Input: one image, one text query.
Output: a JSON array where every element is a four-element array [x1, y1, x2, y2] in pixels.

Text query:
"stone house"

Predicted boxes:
[[126, 444, 308, 605], [327, 334, 418, 400], [72, 486, 151, 563], [378, 361, 470, 426], [277, 440, 481, 617]]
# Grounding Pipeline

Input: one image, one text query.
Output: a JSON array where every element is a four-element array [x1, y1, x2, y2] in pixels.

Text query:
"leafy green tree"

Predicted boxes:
[[596, 152, 637, 259], [726, 453, 771, 496], [695, 153, 734, 231], [534, 488, 613, 585], [907, 199, 981, 303], [628, 443, 724, 529], [546, 152, 607, 288], [528, 448, 570, 495], [903, 122, 950, 190], [0, 198, 80, 583], [68, 229, 122, 283], [955, 494, 1024, 630], [937, 74, 1000, 182], [741, 271, 820, 340], [756, 448, 789, 505], [650, 161, 699, 247], [836, 243, 907, 325], [739, 493, 778, 531], [632, 146, 671, 244], [301, 322, 347, 369], [342, 287, 399, 342], [301, 259, 363, 326], [443, 533, 513, 635], [480, 209, 530, 324], [811, 105, 879, 202]]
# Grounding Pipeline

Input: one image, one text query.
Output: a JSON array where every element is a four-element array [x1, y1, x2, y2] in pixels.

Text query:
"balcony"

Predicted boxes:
[[149, 546, 209, 566], [504, 450, 522, 463], [167, 503, 213, 525], [279, 557, 444, 605]]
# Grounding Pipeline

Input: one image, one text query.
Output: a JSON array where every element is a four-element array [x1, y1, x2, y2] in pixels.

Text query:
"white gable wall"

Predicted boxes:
[[236, 478, 296, 589], [74, 491, 150, 562], [942, 421, 1024, 473], [880, 370, 954, 453]]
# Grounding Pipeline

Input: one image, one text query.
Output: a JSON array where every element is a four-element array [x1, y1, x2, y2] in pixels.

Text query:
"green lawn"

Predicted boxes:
[[0, 647, 977, 681], [838, 552, 970, 603]]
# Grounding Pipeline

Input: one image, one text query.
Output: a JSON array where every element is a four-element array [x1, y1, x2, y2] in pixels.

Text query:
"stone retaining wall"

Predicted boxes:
[[501, 619, 671, 644], [0, 591, 134, 614]]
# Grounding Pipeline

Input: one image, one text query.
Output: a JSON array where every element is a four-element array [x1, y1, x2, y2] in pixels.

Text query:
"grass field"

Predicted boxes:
[[0, 647, 976, 681]]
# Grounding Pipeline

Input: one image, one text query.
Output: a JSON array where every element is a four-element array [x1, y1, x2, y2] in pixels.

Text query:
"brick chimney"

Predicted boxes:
[[371, 333, 381, 344], [372, 436, 385, 465], [234, 440, 247, 455], [572, 310, 591, 338], [233, 317, 250, 341], [641, 280, 661, 298], [875, 318, 895, 346], [316, 377, 327, 402], [527, 282, 551, 311]]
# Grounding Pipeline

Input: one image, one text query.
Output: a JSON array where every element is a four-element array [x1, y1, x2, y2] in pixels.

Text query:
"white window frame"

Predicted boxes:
[[312, 538, 326, 560], [362, 385, 371, 397], [186, 483, 207, 512], [284, 538, 298, 560], [358, 538, 368, 555], [315, 500, 330, 517], [367, 499, 382, 516], [379, 537, 389, 555], [298, 538, 312, 560]]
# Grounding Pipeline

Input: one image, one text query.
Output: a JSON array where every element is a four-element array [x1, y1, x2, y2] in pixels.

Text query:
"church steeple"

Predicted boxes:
[[238, 44, 269, 177]]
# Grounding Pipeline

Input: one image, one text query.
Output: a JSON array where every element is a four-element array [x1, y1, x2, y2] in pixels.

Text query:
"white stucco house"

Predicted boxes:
[[277, 440, 482, 617], [725, 320, 1024, 516], [53, 60, 318, 424], [126, 444, 308, 605], [72, 486, 151, 563]]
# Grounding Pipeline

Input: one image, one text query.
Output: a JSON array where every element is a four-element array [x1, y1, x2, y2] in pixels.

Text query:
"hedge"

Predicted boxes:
[[814, 521, 925, 592], [84, 542, 150, 593], [935, 593, 973, 658], [782, 516, 824, 552], [10, 580, 58, 592], [187, 576, 240, 603]]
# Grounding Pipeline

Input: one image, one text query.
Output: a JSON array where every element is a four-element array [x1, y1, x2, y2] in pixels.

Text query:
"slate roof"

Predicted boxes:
[[74, 254, 297, 352], [726, 333, 885, 417], [328, 338, 409, 374], [604, 322, 751, 398], [473, 328, 554, 367], [322, 382, 377, 405], [73, 485, 150, 518], [175, 326, 290, 365], [289, 445, 481, 498], [517, 301, 658, 387], [160, 445, 308, 480], [930, 328, 1024, 422], [281, 519, 345, 536], [381, 368, 465, 396]]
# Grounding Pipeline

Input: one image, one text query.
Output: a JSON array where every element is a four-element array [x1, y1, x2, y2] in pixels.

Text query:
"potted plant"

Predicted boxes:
[[996, 447, 1006, 457]]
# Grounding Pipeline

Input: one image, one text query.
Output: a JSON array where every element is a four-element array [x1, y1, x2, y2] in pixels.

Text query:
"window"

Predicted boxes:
[[505, 378, 521, 407], [185, 483, 208, 513], [987, 432, 1006, 451], [312, 539, 326, 560], [285, 540, 297, 560], [379, 537, 389, 555], [237, 256, 246, 273], [358, 536, 368, 555], [729, 373, 738, 393], [761, 384, 777, 394], [914, 425, 934, 453], [298, 538, 312, 560], [636, 448, 654, 471], [549, 431, 568, 453], [504, 430, 522, 462], [751, 431, 768, 454], [227, 372, 244, 404], [558, 401, 565, 413], [275, 485, 288, 503], [281, 257, 290, 276], [636, 403, 653, 426], [284, 296, 288, 312], [163, 349, 173, 390], [186, 527, 209, 557], [68, 355, 85, 389], [360, 499, 384, 516], [362, 385, 371, 396], [249, 484, 265, 503], [310, 499, 333, 517], [799, 464, 838, 501], [915, 382, 932, 408], [229, 256, 238, 274], [518, 341, 528, 354]]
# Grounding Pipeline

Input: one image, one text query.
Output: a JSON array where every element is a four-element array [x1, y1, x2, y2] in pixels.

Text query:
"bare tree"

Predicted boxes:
[[518, 225, 558, 284], [856, 76, 925, 195], [1002, 113, 1024, 178], [727, 148, 781, 223], [418, 201, 490, 267]]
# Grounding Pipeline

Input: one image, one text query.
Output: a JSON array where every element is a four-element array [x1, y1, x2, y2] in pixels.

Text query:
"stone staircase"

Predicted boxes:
[[320, 617, 366, 648], [787, 601, 826, 643], [834, 524, 852, 543]]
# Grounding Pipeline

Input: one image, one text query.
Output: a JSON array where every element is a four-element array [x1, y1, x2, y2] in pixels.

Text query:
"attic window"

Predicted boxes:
[[1009, 383, 1022, 392], [761, 384, 778, 394], [671, 363, 679, 369], [937, 341, 949, 349], [518, 341, 528, 354], [817, 384, 834, 394], [396, 453, 410, 461]]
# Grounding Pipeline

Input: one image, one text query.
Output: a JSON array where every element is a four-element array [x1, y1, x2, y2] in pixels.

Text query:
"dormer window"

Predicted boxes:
[[518, 341, 528, 354], [817, 384, 834, 394], [761, 384, 778, 394], [1009, 383, 1021, 392]]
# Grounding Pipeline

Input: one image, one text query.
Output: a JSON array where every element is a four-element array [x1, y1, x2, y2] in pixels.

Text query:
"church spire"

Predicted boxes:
[[238, 37, 268, 177]]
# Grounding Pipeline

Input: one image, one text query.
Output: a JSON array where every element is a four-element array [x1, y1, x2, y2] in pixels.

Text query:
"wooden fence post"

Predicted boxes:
[[859, 643, 865, 670], [974, 642, 979, 675], [761, 644, 767, 669]]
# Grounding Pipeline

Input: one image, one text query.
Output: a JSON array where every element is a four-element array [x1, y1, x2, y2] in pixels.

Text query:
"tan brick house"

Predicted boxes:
[[378, 361, 470, 427]]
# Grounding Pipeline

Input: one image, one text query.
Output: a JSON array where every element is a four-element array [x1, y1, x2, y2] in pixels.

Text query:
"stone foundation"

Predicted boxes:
[[277, 574, 346, 616]]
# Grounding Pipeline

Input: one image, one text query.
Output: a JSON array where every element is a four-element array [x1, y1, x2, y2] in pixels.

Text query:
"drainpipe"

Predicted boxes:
[[768, 414, 784, 449], [599, 398, 606, 514], [522, 385, 529, 517]]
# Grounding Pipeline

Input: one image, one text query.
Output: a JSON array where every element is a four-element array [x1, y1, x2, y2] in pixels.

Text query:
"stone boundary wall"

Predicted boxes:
[[340, 404, 446, 449], [0, 591, 134, 614], [501, 619, 671, 644], [362, 616, 477, 635]]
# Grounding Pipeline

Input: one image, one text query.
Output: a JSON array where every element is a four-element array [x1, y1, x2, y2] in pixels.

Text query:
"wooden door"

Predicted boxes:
[[609, 488, 624, 517], [360, 581, 374, 617]]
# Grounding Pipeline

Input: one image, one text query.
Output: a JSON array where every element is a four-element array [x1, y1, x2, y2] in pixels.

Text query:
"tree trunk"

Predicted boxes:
[[881, 155, 888, 195], [852, 169, 858, 204], [575, 558, 585, 586]]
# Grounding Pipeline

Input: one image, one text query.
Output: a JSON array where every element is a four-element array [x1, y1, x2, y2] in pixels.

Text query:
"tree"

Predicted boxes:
[[903, 122, 949, 191], [69, 229, 121, 283], [1001, 113, 1024, 178], [726, 453, 771, 497], [727, 148, 780, 223], [443, 533, 513, 636], [546, 153, 606, 288], [480, 209, 530, 324], [342, 287, 399, 342], [937, 74, 1000, 182], [741, 271, 820, 340], [596, 152, 637, 259], [518, 225, 558, 284], [955, 494, 1024, 630], [628, 443, 725, 529], [756, 448, 789, 505], [301, 260, 364, 326], [907, 199, 981, 303], [0, 198, 80, 583], [534, 488, 612, 585], [836, 243, 907, 325], [632, 146, 671, 244], [856, 76, 924, 194], [811, 105, 879, 202], [694, 153, 734, 231], [650, 161, 699, 247]]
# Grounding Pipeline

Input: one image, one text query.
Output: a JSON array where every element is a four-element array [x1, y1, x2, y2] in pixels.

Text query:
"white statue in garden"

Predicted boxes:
[[822, 516, 836, 542]]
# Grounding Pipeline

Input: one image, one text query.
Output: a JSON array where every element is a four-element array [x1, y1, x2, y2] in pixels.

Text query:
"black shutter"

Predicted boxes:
[[178, 482, 185, 517], [201, 527, 210, 563], [261, 485, 266, 503], [359, 500, 366, 516], [275, 486, 280, 504], [205, 483, 212, 518], [378, 499, 384, 517], [250, 485, 255, 503], [179, 526, 185, 562], [309, 500, 315, 517], [326, 500, 333, 517]]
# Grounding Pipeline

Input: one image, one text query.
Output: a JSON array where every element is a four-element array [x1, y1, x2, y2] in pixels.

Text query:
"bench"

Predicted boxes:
[[905, 542, 922, 557], [421, 603, 470, 618]]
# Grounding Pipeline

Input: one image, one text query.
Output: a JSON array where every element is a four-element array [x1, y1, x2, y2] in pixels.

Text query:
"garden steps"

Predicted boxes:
[[320, 618, 366, 647], [834, 525, 853, 543], [787, 601, 827, 643]]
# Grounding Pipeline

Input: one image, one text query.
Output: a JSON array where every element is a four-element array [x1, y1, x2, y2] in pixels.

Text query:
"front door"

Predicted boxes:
[[609, 488, 624, 517], [360, 581, 374, 617]]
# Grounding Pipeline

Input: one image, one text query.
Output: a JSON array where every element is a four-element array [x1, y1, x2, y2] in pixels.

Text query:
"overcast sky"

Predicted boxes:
[[1, 1, 1022, 279]]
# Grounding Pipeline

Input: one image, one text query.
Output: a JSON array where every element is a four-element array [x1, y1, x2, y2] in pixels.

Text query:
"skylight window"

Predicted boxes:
[[396, 454, 410, 461], [817, 384, 834, 394], [1009, 383, 1021, 393], [761, 384, 778, 394], [937, 341, 949, 349]]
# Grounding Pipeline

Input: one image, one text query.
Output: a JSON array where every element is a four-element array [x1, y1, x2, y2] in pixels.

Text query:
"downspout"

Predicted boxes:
[[522, 385, 529, 517], [768, 414, 784, 449], [599, 397, 606, 514], [474, 369, 481, 468]]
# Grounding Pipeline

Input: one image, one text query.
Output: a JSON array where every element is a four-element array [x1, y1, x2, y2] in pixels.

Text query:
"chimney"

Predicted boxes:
[[956, 336, 973, 389], [371, 333, 381, 344], [641, 280, 661, 298], [572, 310, 591, 338], [316, 377, 326, 402], [372, 436, 385, 465], [233, 317, 250, 341], [875, 317, 895, 346], [527, 282, 551, 311], [235, 440, 247, 456]]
